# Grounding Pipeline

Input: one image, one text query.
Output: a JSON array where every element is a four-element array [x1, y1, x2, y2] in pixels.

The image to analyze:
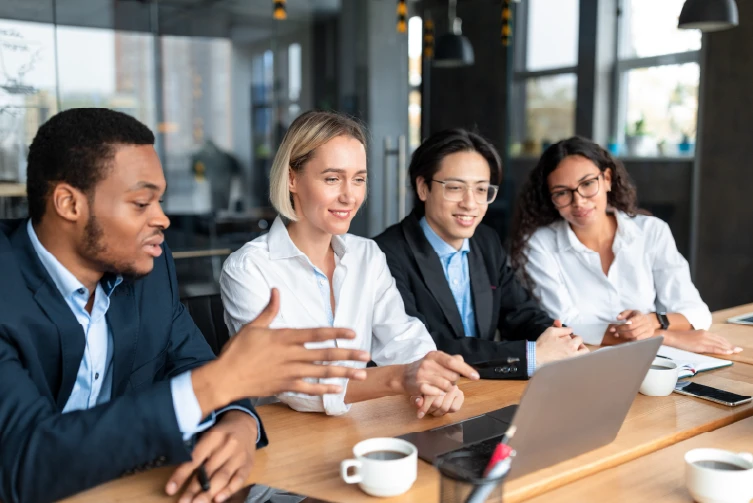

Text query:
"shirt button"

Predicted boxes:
[[95, 373, 100, 380], [453, 279, 459, 285], [319, 280, 325, 286], [77, 288, 85, 295]]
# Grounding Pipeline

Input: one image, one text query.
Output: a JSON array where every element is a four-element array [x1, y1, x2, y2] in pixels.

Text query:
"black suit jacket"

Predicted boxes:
[[0, 219, 267, 503], [374, 212, 553, 379]]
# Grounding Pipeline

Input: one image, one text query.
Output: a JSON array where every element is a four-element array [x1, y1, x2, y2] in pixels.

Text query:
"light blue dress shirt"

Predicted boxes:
[[419, 217, 477, 338], [27, 220, 260, 440], [419, 218, 537, 376]]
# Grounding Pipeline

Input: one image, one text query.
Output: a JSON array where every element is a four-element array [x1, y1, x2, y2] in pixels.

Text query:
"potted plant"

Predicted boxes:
[[625, 117, 657, 156], [678, 132, 694, 156]]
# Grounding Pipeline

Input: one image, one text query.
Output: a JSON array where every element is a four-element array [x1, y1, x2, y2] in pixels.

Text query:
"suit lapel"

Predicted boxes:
[[108, 282, 141, 397], [401, 214, 465, 338], [32, 285, 85, 408], [468, 240, 493, 339], [11, 221, 84, 408]]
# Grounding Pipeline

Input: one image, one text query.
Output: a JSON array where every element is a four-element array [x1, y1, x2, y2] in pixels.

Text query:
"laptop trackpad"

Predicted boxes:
[[397, 405, 517, 462]]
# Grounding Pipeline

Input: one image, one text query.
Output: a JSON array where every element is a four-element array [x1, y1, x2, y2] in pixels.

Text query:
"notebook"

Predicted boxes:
[[656, 345, 732, 379]]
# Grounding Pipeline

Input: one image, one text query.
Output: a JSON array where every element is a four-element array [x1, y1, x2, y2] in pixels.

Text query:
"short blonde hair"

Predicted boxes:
[[269, 110, 367, 221]]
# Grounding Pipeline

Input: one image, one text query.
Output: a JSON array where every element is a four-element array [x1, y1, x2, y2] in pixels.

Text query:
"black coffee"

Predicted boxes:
[[363, 450, 408, 461], [649, 365, 672, 370], [692, 460, 748, 471]]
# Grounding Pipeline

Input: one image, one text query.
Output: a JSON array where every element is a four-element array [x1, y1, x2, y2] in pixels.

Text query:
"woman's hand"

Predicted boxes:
[[664, 330, 743, 355], [610, 310, 660, 341]]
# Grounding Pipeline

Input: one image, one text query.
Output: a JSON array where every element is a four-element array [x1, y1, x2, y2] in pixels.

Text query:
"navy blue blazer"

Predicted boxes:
[[0, 219, 267, 503]]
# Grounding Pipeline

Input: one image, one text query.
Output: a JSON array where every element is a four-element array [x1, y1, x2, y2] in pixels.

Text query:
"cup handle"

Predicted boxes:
[[341, 459, 363, 484], [737, 452, 753, 464]]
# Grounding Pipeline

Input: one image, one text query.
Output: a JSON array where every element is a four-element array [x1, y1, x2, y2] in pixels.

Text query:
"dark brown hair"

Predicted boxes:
[[409, 128, 502, 216], [509, 136, 638, 290]]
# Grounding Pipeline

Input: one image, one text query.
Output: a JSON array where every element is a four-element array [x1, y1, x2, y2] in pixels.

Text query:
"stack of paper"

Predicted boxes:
[[656, 345, 733, 379]]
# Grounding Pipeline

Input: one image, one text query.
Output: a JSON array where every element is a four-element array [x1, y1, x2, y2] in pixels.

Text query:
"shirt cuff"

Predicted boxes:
[[171, 372, 263, 444], [677, 308, 713, 331], [321, 376, 352, 416], [171, 371, 213, 441], [526, 341, 537, 377]]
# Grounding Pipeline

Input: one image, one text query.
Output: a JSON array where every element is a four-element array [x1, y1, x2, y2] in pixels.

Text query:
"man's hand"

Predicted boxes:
[[664, 330, 743, 355], [411, 385, 464, 419], [166, 411, 258, 503], [610, 310, 659, 340], [536, 321, 589, 367], [400, 352, 480, 397], [192, 289, 372, 415]]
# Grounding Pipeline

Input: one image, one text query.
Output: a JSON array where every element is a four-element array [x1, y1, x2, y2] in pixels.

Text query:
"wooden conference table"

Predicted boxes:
[[62, 305, 753, 503]]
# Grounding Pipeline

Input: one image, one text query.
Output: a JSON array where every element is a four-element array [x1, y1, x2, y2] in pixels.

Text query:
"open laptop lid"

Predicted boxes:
[[506, 336, 662, 478], [398, 337, 662, 475]]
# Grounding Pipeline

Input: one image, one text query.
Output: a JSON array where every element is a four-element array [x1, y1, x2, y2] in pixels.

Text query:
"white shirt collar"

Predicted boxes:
[[267, 216, 348, 261], [555, 209, 640, 253]]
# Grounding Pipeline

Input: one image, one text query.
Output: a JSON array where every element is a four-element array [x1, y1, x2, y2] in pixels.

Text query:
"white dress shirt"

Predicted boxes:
[[523, 211, 712, 345], [220, 217, 437, 415]]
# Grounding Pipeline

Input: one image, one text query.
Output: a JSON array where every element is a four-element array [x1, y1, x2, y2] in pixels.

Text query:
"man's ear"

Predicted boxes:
[[416, 176, 430, 202], [51, 183, 88, 223]]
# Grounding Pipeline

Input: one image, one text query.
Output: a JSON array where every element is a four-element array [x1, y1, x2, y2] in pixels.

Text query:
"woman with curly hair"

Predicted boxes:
[[510, 136, 741, 355]]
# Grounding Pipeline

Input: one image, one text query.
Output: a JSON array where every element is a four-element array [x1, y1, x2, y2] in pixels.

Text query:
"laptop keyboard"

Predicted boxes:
[[442, 434, 507, 475]]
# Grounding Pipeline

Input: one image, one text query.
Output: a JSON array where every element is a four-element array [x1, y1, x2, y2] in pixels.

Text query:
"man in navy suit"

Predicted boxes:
[[0, 108, 370, 503], [374, 129, 587, 393]]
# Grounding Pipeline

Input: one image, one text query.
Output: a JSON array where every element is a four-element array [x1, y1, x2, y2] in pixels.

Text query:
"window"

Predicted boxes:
[[408, 16, 422, 149], [616, 0, 700, 156], [511, 0, 579, 156]]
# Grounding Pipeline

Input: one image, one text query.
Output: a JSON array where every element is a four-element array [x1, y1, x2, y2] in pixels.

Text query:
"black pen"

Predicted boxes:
[[196, 464, 211, 492]]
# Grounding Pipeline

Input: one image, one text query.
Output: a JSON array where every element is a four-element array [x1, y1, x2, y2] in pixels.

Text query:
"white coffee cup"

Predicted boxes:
[[639, 357, 679, 396], [685, 448, 753, 503], [340, 437, 417, 497]]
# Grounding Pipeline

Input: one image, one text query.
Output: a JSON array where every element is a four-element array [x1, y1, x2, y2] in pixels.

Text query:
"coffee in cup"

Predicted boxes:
[[341, 437, 417, 497], [685, 448, 753, 503], [639, 357, 679, 396]]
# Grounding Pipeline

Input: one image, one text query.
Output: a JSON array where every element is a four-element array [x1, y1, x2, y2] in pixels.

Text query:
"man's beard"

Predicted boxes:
[[83, 214, 148, 281]]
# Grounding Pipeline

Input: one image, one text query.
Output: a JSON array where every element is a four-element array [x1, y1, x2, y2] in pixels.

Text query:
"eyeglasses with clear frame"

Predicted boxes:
[[550, 173, 603, 208], [430, 179, 499, 204]]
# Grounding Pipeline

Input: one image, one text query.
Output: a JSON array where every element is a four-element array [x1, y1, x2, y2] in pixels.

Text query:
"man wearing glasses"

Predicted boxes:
[[374, 129, 587, 382]]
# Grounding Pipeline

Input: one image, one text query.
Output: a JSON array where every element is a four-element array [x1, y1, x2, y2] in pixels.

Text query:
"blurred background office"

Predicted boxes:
[[0, 0, 749, 311]]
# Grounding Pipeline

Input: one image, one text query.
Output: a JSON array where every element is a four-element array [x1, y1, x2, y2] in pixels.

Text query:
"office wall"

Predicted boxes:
[[694, 0, 753, 310], [423, 0, 508, 149]]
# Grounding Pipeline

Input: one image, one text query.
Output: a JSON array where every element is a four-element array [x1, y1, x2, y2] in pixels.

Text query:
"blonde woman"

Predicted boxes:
[[221, 110, 479, 417]]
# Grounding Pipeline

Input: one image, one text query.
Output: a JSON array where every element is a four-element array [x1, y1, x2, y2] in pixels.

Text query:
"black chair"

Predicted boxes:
[[182, 294, 230, 356]]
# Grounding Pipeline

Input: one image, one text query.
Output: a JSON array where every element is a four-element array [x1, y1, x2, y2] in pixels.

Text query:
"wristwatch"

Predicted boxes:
[[655, 312, 670, 330]]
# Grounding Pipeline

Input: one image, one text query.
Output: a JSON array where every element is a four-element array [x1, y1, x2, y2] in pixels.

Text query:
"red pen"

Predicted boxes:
[[482, 443, 513, 476], [482, 425, 517, 476]]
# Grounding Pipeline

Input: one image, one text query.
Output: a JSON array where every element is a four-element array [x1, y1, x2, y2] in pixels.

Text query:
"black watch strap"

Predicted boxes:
[[656, 312, 670, 330]]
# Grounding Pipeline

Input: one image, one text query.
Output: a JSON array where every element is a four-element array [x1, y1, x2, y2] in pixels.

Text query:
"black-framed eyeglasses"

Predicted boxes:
[[430, 179, 499, 204], [550, 173, 603, 208]]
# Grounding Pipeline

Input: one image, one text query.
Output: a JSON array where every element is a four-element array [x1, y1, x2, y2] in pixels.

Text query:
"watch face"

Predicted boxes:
[[657, 312, 669, 329]]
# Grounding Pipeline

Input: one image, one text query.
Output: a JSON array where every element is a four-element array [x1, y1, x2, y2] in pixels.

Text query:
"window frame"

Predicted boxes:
[[512, 0, 702, 159], [611, 0, 700, 149], [511, 0, 579, 152]]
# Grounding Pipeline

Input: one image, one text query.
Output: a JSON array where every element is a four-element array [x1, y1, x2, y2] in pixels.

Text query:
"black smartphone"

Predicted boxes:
[[674, 381, 753, 406]]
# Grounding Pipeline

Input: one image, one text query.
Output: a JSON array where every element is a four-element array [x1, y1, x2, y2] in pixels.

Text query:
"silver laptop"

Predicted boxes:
[[398, 337, 662, 479]]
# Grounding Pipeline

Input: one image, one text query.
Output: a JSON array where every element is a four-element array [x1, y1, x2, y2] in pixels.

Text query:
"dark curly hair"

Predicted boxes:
[[510, 136, 638, 290], [409, 128, 502, 216], [27, 108, 155, 224]]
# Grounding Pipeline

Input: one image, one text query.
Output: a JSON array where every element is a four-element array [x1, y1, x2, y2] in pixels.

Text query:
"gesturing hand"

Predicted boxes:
[[192, 289, 372, 415]]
